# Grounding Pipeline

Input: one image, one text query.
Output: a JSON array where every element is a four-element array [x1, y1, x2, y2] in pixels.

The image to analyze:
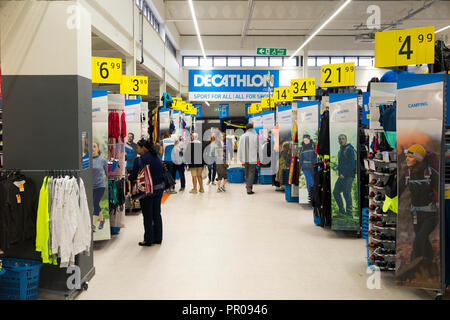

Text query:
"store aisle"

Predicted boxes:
[[78, 179, 431, 300]]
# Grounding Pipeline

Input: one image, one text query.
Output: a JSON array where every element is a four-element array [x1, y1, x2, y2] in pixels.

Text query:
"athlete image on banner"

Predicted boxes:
[[297, 101, 319, 204], [395, 74, 444, 290], [329, 93, 359, 231]]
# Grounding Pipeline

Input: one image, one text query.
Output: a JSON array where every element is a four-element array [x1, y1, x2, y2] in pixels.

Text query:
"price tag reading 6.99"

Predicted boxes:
[[320, 62, 355, 88], [92, 57, 123, 84]]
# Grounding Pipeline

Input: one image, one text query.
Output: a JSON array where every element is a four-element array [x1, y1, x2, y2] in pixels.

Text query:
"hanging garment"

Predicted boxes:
[[316, 110, 330, 156], [108, 112, 120, 140], [36, 177, 57, 265], [121, 112, 127, 141]]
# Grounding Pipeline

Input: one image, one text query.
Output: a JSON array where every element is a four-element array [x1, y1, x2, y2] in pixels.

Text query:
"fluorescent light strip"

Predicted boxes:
[[289, 0, 352, 59], [188, 0, 207, 60], [435, 25, 450, 34]]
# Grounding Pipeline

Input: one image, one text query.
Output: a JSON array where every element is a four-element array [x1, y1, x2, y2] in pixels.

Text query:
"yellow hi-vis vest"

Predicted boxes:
[[383, 195, 398, 214]]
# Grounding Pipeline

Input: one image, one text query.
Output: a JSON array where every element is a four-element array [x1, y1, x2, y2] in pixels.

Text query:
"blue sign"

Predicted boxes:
[[361, 92, 370, 125], [219, 104, 229, 119], [189, 69, 279, 101], [193, 104, 202, 118], [245, 103, 251, 118]]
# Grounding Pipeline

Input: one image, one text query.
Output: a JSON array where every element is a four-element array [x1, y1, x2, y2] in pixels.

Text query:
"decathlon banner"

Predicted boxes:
[[329, 93, 359, 231], [189, 69, 279, 101], [297, 101, 319, 204], [396, 74, 444, 290]]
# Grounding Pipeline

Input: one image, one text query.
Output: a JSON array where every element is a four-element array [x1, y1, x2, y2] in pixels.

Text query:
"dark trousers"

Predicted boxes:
[[140, 190, 164, 243], [208, 162, 216, 182], [244, 163, 257, 192], [164, 161, 176, 190], [303, 169, 314, 200], [411, 211, 438, 262], [333, 177, 354, 215], [174, 163, 186, 188]]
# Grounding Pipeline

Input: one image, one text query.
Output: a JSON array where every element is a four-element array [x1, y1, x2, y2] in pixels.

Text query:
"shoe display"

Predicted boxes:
[[98, 220, 105, 230], [375, 180, 384, 187], [369, 178, 377, 185], [369, 216, 382, 223], [369, 191, 375, 199], [375, 207, 383, 215], [375, 193, 385, 201], [369, 204, 376, 210]]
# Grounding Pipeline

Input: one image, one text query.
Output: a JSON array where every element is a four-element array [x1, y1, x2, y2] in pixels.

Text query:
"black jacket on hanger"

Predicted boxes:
[[317, 110, 330, 156]]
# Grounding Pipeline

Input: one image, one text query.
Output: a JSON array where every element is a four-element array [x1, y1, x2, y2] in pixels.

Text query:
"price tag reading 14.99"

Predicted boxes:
[[92, 57, 122, 84]]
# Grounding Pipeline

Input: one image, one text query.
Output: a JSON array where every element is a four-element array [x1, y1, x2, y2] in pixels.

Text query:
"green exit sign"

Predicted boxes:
[[257, 48, 287, 56]]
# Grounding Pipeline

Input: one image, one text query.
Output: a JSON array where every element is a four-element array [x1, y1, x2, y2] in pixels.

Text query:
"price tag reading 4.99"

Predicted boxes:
[[273, 87, 293, 102], [375, 26, 434, 68], [120, 75, 149, 96], [92, 57, 122, 84], [320, 62, 355, 88], [291, 78, 316, 97]]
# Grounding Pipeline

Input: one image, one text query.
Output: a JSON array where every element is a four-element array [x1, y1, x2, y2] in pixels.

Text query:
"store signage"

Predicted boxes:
[[320, 62, 355, 88], [274, 87, 293, 102], [257, 48, 287, 56], [189, 69, 279, 101], [219, 104, 230, 118], [261, 97, 275, 109], [172, 98, 183, 111], [120, 75, 148, 96], [291, 78, 316, 97], [248, 103, 262, 115], [92, 57, 122, 84], [375, 26, 435, 68]]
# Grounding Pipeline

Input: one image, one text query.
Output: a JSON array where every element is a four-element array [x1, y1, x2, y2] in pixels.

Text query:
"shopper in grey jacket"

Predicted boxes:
[[238, 123, 260, 194]]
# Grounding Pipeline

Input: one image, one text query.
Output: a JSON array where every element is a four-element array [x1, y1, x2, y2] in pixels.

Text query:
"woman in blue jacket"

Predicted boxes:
[[129, 139, 165, 246]]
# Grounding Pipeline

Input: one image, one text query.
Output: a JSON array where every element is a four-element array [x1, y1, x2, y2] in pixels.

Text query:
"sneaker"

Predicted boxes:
[[169, 190, 177, 194], [189, 189, 198, 194], [369, 191, 375, 199], [211, 181, 216, 185], [217, 188, 223, 193], [207, 180, 211, 185], [98, 220, 105, 230], [179, 188, 185, 192], [221, 187, 226, 192], [369, 178, 377, 185]]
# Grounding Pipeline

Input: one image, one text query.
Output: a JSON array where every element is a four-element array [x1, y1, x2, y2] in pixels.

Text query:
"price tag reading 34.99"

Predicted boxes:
[[375, 26, 435, 68], [320, 62, 355, 88], [92, 57, 123, 84], [291, 78, 316, 97]]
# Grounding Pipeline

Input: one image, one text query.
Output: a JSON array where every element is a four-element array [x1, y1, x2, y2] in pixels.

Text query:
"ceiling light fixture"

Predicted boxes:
[[435, 25, 450, 34], [289, 0, 352, 60], [188, 0, 207, 60]]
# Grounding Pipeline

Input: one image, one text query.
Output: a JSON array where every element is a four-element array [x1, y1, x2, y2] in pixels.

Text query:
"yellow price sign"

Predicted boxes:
[[180, 101, 188, 112], [375, 26, 434, 68], [172, 98, 183, 110], [261, 97, 275, 109], [92, 57, 123, 84], [249, 103, 261, 114], [320, 62, 355, 88], [120, 75, 148, 95], [290, 78, 316, 97], [273, 87, 293, 102]]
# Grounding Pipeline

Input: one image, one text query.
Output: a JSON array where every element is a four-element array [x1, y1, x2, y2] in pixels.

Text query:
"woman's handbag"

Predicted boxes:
[[131, 158, 154, 200]]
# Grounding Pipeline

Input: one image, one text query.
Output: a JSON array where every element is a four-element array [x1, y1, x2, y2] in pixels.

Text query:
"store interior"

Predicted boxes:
[[0, 0, 449, 301]]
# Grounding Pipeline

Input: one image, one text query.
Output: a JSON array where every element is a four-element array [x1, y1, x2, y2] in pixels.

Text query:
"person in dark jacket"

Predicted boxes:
[[332, 134, 355, 216], [317, 110, 330, 156], [129, 139, 165, 247], [299, 134, 317, 201], [184, 132, 205, 193]]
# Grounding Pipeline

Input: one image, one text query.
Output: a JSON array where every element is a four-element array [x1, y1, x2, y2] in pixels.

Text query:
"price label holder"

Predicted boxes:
[[172, 98, 183, 110], [375, 26, 435, 68], [92, 57, 123, 84], [120, 75, 149, 96], [320, 62, 355, 88], [273, 87, 293, 102], [290, 78, 316, 97], [261, 97, 275, 109]]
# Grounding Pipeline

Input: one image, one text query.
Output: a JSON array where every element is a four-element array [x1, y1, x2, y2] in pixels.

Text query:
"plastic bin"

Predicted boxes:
[[111, 227, 121, 235], [259, 168, 273, 185], [0, 258, 42, 300], [285, 185, 299, 202], [282, 169, 290, 185], [227, 167, 245, 183]]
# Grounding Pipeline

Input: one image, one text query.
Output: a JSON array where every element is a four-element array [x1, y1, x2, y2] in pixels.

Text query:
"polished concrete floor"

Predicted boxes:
[[77, 177, 431, 300]]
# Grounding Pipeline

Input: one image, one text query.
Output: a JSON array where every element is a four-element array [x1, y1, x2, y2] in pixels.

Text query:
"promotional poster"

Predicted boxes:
[[159, 108, 171, 134], [395, 74, 444, 290], [329, 93, 359, 231], [297, 101, 319, 204], [108, 94, 126, 178], [92, 90, 111, 241]]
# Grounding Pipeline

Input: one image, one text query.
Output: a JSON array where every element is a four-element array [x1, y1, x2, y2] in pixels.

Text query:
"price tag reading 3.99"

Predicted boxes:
[[120, 75, 149, 96], [320, 62, 355, 88], [92, 57, 123, 84]]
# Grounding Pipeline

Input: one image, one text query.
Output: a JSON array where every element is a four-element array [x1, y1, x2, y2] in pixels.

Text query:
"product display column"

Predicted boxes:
[[0, 1, 94, 296]]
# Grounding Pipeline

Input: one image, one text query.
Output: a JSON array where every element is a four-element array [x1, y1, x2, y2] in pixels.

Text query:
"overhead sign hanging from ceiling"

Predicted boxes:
[[189, 69, 279, 101]]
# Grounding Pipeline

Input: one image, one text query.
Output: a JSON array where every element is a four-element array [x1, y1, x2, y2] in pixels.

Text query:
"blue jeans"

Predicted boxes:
[[333, 177, 354, 215], [302, 169, 314, 200], [140, 190, 164, 243], [208, 162, 216, 182]]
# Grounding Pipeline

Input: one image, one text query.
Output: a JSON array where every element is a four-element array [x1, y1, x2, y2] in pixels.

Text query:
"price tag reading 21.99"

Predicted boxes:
[[92, 57, 122, 84], [320, 62, 355, 88]]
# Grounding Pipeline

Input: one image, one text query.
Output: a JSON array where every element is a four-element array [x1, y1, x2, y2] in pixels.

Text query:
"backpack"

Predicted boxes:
[[405, 151, 439, 202]]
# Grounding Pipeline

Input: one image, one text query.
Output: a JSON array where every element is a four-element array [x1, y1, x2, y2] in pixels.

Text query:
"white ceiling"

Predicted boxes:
[[166, 0, 450, 37]]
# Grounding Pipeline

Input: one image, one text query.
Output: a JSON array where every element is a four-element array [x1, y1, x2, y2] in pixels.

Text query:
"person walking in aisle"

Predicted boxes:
[[184, 132, 205, 194], [216, 133, 229, 192], [238, 123, 259, 195], [332, 134, 356, 216], [129, 139, 165, 246], [92, 142, 107, 231], [125, 133, 138, 174], [206, 134, 218, 185], [173, 136, 186, 192], [161, 132, 177, 194]]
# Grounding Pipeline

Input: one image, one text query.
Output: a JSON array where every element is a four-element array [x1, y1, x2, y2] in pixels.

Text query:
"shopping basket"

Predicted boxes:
[[0, 258, 42, 300]]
